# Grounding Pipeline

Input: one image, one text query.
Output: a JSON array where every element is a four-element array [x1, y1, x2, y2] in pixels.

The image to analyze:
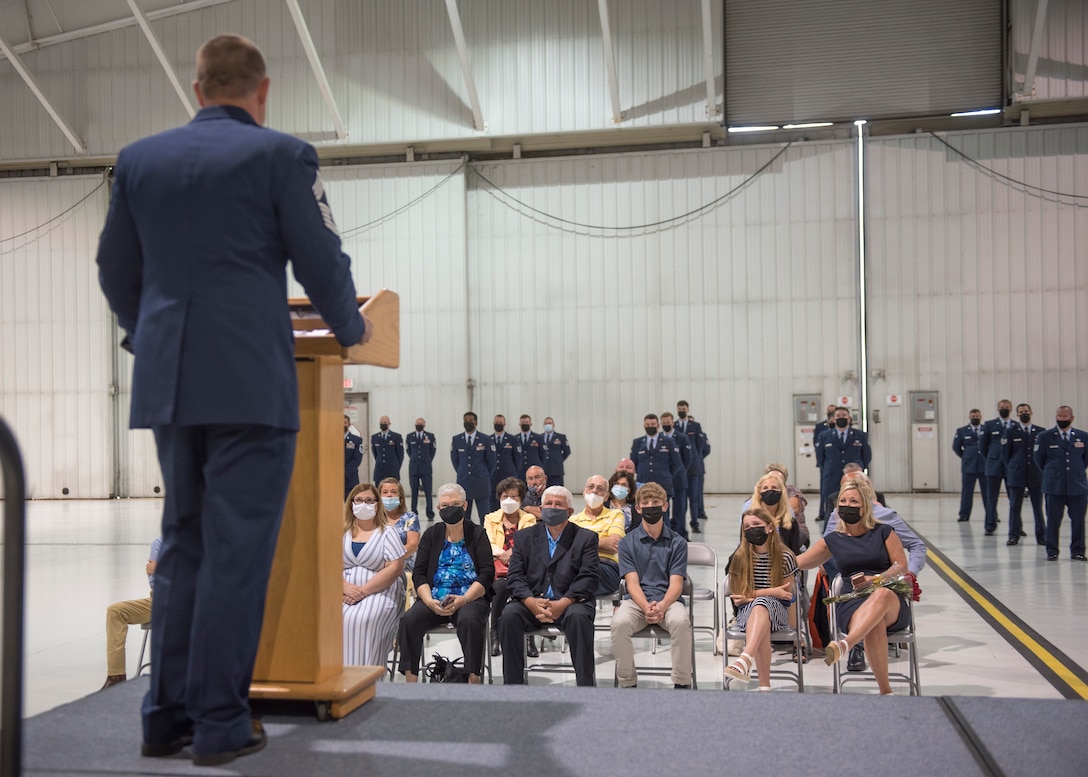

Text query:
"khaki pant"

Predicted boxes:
[[106, 594, 151, 676], [610, 599, 692, 687]]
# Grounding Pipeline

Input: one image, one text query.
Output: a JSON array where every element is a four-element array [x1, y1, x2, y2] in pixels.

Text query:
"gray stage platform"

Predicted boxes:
[[22, 678, 1088, 776]]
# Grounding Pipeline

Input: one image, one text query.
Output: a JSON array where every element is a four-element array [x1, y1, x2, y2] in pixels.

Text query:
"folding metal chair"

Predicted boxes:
[[721, 570, 807, 691], [136, 622, 152, 677], [828, 575, 920, 695], [686, 541, 720, 654]]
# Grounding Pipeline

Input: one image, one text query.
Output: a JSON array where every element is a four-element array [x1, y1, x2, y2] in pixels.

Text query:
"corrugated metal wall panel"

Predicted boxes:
[[0, 176, 113, 498], [726, 0, 1002, 125], [1011, 0, 1088, 102], [468, 140, 858, 493], [866, 124, 1088, 493]]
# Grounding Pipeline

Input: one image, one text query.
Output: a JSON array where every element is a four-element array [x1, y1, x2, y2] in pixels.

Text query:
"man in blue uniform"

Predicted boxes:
[[517, 414, 546, 479], [676, 400, 710, 532], [490, 414, 522, 512], [815, 407, 871, 522], [812, 404, 836, 521], [951, 409, 986, 522], [660, 412, 691, 540], [979, 399, 1013, 536], [1034, 406, 1088, 561], [541, 416, 571, 487], [1001, 404, 1045, 545], [96, 34, 371, 767], [451, 411, 497, 524], [344, 415, 363, 499], [630, 414, 686, 500], [371, 415, 404, 482], [406, 418, 436, 519]]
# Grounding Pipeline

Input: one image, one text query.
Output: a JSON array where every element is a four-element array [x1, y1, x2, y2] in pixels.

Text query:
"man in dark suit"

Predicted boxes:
[[406, 418, 436, 519], [541, 416, 571, 487], [951, 409, 986, 522], [517, 414, 546, 479], [630, 414, 686, 499], [343, 415, 363, 499], [1001, 404, 1045, 545], [815, 407, 871, 523], [676, 401, 710, 532], [371, 415, 404, 482], [96, 34, 371, 767], [451, 411, 497, 524], [498, 485, 599, 686], [659, 412, 691, 540], [490, 414, 523, 512], [1035, 406, 1088, 561], [979, 399, 1013, 536]]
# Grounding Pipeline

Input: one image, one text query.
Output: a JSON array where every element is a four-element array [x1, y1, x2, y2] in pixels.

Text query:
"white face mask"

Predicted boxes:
[[352, 502, 377, 520], [583, 492, 605, 510], [500, 498, 521, 514]]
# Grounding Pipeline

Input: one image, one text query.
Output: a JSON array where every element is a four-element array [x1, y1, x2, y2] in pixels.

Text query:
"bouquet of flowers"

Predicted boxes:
[[823, 571, 922, 605]]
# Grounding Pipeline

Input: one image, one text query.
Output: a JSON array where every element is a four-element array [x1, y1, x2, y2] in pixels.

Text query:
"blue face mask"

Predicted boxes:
[[381, 497, 400, 511], [611, 485, 629, 500]]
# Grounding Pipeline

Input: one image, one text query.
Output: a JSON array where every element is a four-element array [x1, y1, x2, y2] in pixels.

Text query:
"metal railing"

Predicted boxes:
[[1, 416, 26, 777]]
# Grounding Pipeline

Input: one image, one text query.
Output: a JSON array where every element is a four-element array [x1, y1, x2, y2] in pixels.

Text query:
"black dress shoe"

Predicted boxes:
[[1072, 555, 1087, 561], [1006, 538, 1019, 546], [1020, 530, 1027, 537], [673, 684, 691, 689], [490, 631, 501, 657], [847, 644, 867, 672], [984, 530, 995, 536], [957, 516, 970, 522], [526, 637, 539, 658], [141, 733, 194, 758], [691, 524, 702, 533], [1047, 555, 1058, 561], [191, 720, 266, 767], [1037, 537, 1047, 546]]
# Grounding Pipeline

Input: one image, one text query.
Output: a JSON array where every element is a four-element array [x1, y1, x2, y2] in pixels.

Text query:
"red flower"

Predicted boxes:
[[905, 572, 922, 602]]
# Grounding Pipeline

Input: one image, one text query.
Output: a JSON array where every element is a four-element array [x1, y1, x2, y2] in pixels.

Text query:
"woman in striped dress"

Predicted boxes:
[[342, 483, 406, 667], [724, 507, 797, 690]]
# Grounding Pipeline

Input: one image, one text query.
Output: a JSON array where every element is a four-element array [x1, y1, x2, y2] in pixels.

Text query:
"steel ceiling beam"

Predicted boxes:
[[284, 0, 347, 139], [1022, 0, 1050, 96], [0, 30, 85, 152], [445, 0, 485, 131], [700, 0, 719, 118], [597, 0, 623, 124], [125, 0, 194, 118]]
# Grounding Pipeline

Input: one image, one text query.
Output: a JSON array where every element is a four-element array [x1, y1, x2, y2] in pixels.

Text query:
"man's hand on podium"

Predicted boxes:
[[357, 308, 375, 345]]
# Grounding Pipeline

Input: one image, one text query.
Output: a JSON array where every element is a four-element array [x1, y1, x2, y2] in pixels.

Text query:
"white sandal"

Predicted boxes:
[[724, 652, 754, 683]]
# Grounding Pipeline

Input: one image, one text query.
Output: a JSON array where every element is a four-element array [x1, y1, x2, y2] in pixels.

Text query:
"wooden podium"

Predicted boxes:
[[249, 290, 399, 720]]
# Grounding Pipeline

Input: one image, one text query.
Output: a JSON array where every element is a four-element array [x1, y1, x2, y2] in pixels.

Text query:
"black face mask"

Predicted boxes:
[[661, 424, 673, 433], [463, 421, 476, 433], [760, 490, 783, 506], [494, 423, 504, 433], [970, 418, 981, 426], [541, 507, 568, 527], [677, 410, 687, 419], [415, 424, 425, 432], [998, 408, 1011, 419], [520, 423, 531, 433], [1019, 413, 1031, 424], [1057, 419, 1072, 430], [838, 505, 863, 525], [743, 526, 768, 546], [645, 426, 658, 436], [439, 505, 464, 524], [835, 418, 849, 429], [379, 423, 389, 432], [640, 505, 665, 525]]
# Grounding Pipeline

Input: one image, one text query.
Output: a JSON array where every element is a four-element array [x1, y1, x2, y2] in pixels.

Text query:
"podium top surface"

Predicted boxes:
[[290, 289, 399, 368]]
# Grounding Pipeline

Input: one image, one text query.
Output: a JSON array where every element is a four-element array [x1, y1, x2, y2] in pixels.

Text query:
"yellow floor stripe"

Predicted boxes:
[[926, 550, 1088, 699]]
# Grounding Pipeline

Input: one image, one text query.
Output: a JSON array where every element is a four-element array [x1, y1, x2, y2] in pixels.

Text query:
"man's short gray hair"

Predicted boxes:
[[437, 483, 466, 502], [542, 485, 573, 508]]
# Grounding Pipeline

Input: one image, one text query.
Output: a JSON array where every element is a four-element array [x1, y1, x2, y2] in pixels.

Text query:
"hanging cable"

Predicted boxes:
[[0, 179, 108, 250], [338, 159, 467, 238]]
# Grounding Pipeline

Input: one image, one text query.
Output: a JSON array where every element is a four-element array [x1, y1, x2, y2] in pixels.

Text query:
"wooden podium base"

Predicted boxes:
[[249, 666, 386, 721]]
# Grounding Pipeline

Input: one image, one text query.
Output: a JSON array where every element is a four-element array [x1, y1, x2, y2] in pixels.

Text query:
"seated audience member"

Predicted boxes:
[[833, 462, 888, 507], [499, 486, 600, 686], [796, 477, 911, 695], [764, 463, 810, 544], [571, 474, 626, 596], [398, 483, 494, 683], [342, 484, 407, 667], [607, 470, 637, 531], [483, 477, 537, 656], [723, 508, 797, 690], [521, 465, 547, 520], [747, 473, 805, 553], [823, 470, 926, 672], [615, 458, 636, 478], [611, 483, 692, 689], [102, 536, 162, 689], [379, 477, 421, 576]]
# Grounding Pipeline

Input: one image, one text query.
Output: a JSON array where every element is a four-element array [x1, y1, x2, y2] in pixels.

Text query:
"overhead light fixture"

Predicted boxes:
[[782, 122, 833, 129], [950, 108, 1001, 117], [727, 125, 779, 133]]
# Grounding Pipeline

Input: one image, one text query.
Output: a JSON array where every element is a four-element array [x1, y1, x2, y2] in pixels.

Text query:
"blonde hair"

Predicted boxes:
[[343, 483, 388, 534], [729, 507, 794, 598], [751, 473, 793, 530], [834, 476, 877, 533]]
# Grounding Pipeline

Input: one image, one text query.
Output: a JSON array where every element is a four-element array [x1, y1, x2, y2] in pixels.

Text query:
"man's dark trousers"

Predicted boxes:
[[498, 601, 596, 686]]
